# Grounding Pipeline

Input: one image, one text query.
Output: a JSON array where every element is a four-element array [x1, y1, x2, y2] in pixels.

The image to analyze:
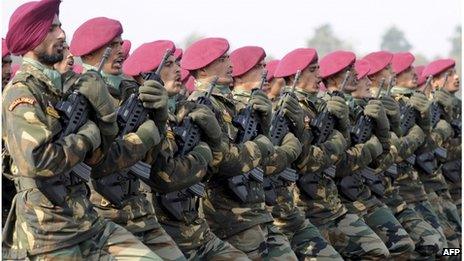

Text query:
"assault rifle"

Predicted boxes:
[[430, 72, 449, 127], [116, 49, 173, 181], [55, 46, 113, 182]]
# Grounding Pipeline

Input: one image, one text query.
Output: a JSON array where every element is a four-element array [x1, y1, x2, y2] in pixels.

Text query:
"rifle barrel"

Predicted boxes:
[[97, 47, 112, 74]]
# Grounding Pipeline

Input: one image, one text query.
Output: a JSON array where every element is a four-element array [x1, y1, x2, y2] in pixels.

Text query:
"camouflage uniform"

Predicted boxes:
[[234, 89, 342, 260], [390, 86, 450, 251], [144, 98, 249, 260], [2, 60, 160, 260], [189, 81, 295, 260], [339, 97, 415, 258], [292, 89, 390, 259], [66, 68, 186, 261], [375, 130, 444, 258]]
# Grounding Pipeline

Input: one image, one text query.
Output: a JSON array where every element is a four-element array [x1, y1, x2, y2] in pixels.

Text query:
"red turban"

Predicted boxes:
[[6, 0, 61, 56]]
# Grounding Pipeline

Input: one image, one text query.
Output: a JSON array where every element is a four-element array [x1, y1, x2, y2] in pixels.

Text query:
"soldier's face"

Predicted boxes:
[[34, 15, 65, 66], [352, 76, 372, 99], [343, 66, 358, 92], [2, 55, 12, 87], [436, 68, 460, 93], [298, 62, 321, 93], [102, 36, 124, 75], [160, 55, 182, 96], [202, 54, 233, 85], [396, 66, 417, 89], [266, 77, 285, 100], [235, 60, 266, 90], [53, 43, 74, 74]]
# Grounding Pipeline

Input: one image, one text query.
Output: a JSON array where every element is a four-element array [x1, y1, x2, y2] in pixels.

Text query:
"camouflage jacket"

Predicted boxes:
[[292, 88, 347, 225], [189, 81, 273, 239], [234, 89, 306, 226], [2, 62, 104, 255], [145, 102, 212, 250], [390, 86, 429, 203]]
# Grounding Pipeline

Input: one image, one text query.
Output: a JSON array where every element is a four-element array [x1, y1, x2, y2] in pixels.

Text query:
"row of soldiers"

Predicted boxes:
[[1, 0, 461, 260]]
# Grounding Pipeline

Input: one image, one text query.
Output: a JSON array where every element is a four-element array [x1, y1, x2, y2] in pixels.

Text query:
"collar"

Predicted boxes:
[[23, 58, 62, 92], [195, 79, 233, 99], [83, 63, 124, 93]]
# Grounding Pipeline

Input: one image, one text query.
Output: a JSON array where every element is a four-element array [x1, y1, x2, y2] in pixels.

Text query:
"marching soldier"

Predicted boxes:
[[2, 0, 160, 259], [319, 50, 414, 259], [421, 58, 462, 243], [122, 40, 250, 260], [274, 48, 390, 259], [69, 18, 185, 260], [181, 38, 295, 260]]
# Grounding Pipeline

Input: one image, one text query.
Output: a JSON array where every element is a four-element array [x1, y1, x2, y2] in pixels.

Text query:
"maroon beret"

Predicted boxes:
[[422, 59, 455, 78], [6, 0, 61, 56], [70, 17, 123, 56], [122, 40, 131, 59], [274, 48, 317, 78], [185, 75, 196, 93], [2, 39, 9, 58], [319, 50, 356, 79], [230, 46, 266, 77], [414, 65, 426, 86], [181, 37, 229, 71], [122, 40, 175, 76], [354, 59, 371, 80], [265, 59, 280, 81], [363, 51, 393, 76], [181, 68, 190, 83], [174, 48, 183, 60], [391, 52, 415, 75]]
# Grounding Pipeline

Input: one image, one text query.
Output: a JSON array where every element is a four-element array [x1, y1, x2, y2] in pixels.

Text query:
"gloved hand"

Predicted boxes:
[[190, 141, 213, 165], [76, 72, 118, 136], [410, 92, 432, 131], [434, 89, 454, 116], [281, 95, 305, 139], [326, 96, 350, 134], [139, 80, 168, 124], [322, 130, 347, 157], [77, 120, 101, 152], [250, 90, 272, 135], [380, 96, 401, 136], [363, 135, 383, 159], [252, 134, 275, 159], [135, 120, 160, 149], [189, 105, 222, 148], [280, 132, 302, 163], [364, 100, 390, 143]]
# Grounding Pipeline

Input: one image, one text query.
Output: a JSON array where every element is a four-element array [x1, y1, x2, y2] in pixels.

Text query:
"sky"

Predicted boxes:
[[1, 0, 461, 61]]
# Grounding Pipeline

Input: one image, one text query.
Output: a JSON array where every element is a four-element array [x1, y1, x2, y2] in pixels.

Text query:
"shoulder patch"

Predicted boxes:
[[8, 97, 36, 111]]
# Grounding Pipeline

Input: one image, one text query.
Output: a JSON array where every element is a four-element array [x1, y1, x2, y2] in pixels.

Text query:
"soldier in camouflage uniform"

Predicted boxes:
[[69, 19, 186, 260], [122, 39, 250, 260], [421, 59, 462, 246], [2, 1, 160, 259], [319, 51, 414, 259], [230, 46, 343, 260], [273, 48, 390, 259], [182, 38, 297, 260], [358, 57, 444, 258]]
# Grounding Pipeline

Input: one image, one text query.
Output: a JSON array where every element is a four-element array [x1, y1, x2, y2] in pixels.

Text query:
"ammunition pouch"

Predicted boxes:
[[415, 151, 437, 175], [14, 172, 85, 207], [442, 160, 461, 183], [91, 171, 139, 208], [263, 168, 298, 205], [226, 167, 264, 203], [384, 163, 399, 179], [157, 183, 205, 224], [297, 172, 323, 199]]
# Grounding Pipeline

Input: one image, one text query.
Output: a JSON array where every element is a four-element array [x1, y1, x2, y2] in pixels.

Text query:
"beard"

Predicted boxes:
[[37, 50, 63, 66]]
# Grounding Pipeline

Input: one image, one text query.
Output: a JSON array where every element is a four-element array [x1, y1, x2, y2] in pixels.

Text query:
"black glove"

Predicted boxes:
[[364, 100, 390, 144], [189, 105, 222, 149], [250, 90, 272, 136], [281, 95, 305, 139], [139, 80, 168, 125]]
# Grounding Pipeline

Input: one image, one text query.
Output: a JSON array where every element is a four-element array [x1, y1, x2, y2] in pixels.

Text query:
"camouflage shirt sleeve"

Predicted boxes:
[[2, 82, 90, 178], [396, 124, 425, 161], [145, 115, 210, 193]]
